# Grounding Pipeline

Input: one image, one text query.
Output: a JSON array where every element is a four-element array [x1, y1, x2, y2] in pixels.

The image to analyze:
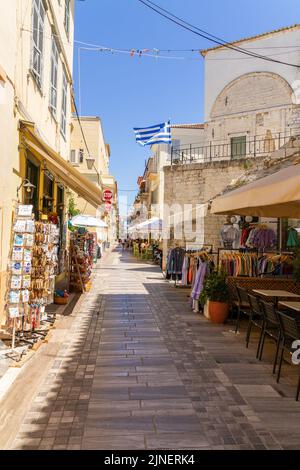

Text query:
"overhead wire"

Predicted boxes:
[[137, 0, 300, 68], [79, 46, 185, 60], [22, 26, 300, 60]]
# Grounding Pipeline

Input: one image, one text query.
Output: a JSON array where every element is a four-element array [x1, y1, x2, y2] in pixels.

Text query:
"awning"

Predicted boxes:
[[19, 121, 102, 208], [70, 215, 108, 228], [211, 163, 300, 218]]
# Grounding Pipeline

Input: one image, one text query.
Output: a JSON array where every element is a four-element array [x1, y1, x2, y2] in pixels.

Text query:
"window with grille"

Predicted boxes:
[[79, 149, 84, 163], [231, 136, 246, 159], [61, 67, 67, 138], [64, 0, 70, 37], [31, 0, 45, 88], [49, 37, 59, 114]]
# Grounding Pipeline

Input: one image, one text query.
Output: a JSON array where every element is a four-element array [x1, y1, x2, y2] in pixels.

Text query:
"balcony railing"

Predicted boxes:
[[170, 128, 300, 166]]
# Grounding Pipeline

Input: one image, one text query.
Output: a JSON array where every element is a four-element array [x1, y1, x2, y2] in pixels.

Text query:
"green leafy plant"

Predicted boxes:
[[200, 270, 230, 306], [67, 192, 80, 218]]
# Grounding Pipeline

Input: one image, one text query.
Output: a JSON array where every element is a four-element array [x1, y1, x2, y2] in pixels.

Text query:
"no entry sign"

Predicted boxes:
[[103, 189, 113, 201]]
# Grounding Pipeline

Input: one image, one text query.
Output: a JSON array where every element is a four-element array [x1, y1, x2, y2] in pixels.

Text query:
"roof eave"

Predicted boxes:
[[200, 23, 300, 56]]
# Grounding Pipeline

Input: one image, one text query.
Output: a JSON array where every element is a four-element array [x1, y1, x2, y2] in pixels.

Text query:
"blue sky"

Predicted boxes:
[[73, 0, 299, 214]]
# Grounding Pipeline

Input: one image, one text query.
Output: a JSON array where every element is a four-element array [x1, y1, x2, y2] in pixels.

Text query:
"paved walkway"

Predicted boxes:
[[2, 247, 300, 449]]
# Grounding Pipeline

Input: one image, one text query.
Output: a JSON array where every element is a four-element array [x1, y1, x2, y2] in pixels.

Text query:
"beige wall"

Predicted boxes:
[[70, 117, 110, 176], [70, 119, 119, 244], [0, 0, 75, 326], [15, 0, 74, 157]]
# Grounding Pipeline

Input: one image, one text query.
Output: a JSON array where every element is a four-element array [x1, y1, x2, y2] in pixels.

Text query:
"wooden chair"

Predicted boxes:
[[234, 285, 251, 334], [276, 311, 300, 401], [259, 301, 281, 373], [246, 294, 264, 357]]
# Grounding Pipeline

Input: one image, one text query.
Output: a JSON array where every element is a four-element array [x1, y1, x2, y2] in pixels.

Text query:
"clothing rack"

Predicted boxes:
[[257, 251, 295, 278], [218, 248, 295, 278], [180, 250, 218, 288], [217, 248, 258, 267], [184, 244, 213, 254]]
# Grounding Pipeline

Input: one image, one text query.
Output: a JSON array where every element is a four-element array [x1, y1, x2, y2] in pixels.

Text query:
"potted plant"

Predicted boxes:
[[200, 271, 230, 324]]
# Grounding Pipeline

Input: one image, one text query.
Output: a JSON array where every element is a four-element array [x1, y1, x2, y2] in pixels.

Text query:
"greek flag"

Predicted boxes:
[[133, 121, 171, 147]]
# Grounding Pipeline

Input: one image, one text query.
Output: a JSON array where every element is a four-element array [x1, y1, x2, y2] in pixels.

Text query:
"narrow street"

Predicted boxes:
[[1, 247, 300, 450]]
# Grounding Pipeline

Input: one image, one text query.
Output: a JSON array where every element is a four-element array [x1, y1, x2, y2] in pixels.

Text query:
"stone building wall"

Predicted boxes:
[[163, 159, 250, 260]]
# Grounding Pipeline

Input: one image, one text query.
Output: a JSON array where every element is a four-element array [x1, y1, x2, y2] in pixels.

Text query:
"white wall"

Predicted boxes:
[[204, 27, 300, 121]]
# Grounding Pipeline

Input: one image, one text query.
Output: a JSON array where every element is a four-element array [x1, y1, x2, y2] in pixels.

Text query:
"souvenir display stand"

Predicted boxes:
[[3, 206, 60, 359], [68, 239, 86, 293], [3, 204, 35, 358], [68, 229, 96, 293], [30, 219, 60, 330]]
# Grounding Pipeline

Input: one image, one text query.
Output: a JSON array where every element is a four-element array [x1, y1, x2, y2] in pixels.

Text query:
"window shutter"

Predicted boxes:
[[31, 0, 45, 87], [70, 150, 76, 163]]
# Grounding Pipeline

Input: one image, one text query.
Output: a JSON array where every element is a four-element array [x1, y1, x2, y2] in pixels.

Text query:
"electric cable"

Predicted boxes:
[[137, 0, 300, 68]]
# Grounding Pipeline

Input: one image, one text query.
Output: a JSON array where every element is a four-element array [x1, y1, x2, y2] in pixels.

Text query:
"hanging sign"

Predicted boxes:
[[105, 202, 112, 212], [103, 189, 113, 201]]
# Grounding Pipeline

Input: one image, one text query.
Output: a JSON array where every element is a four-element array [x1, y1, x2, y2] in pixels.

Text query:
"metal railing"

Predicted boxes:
[[170, 128, 300, 166]]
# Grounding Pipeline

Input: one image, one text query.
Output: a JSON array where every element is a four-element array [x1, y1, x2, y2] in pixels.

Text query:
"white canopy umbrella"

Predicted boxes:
[[71, 215, 108, 228]]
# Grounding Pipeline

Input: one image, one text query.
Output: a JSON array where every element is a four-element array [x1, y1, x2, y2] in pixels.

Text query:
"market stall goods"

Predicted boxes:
[[5, 205, 60, 349], [68, 229, 97, 292], [6, 205, 35, 339]]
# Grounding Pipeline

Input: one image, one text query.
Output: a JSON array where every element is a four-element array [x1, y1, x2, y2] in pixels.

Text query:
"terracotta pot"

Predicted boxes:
[[208, 301, 229, 324]]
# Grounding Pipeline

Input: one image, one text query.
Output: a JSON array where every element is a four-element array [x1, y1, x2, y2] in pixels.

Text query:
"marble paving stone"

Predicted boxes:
[[9, 248, 300, 450]]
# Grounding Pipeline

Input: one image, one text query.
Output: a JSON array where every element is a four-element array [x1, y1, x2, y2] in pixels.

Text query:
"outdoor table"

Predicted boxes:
[[252, 289, 300, 307], [278, 301, 300, 313]]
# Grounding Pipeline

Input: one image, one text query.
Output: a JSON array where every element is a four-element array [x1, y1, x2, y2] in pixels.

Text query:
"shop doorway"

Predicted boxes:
[[43, 171, 54, 214], [26, 158, 39, 217]]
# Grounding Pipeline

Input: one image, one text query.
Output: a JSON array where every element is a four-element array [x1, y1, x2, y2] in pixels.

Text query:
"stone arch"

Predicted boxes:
[[210, 72, 294, 119]]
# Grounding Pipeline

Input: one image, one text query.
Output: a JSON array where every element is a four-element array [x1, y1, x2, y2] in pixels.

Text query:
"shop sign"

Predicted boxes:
[[103, 189, 113, 201]]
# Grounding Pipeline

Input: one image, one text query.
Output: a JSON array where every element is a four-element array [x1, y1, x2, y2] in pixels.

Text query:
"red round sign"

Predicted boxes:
[[103, 189, 113, 201]]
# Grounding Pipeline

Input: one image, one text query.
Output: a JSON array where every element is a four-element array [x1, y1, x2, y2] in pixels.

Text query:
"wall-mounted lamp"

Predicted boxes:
[[86, 155, 95, 170], [17, 178, 36, 202]]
